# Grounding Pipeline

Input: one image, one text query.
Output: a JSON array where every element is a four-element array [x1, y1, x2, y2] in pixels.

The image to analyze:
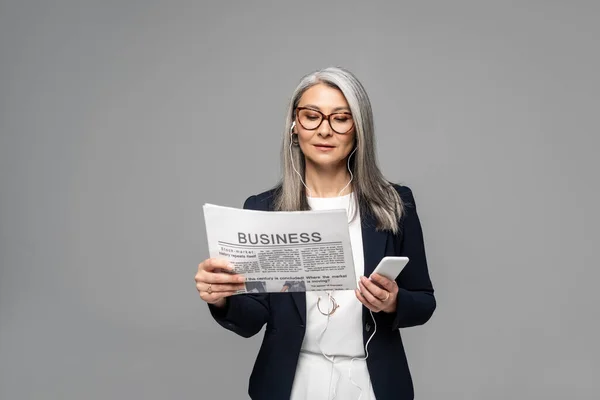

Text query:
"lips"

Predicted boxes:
[[314, 144, 335, 149]]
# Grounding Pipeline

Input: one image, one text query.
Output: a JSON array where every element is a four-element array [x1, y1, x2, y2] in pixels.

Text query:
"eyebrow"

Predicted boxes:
[[299, 104, 351, 113]]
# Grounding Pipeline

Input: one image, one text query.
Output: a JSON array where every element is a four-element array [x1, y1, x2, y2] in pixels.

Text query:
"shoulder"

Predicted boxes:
[[243, 185, 280, 211], [390, 183, 416, 207]]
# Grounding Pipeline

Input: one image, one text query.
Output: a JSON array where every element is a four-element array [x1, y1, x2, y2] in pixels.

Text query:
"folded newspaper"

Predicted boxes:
[[203, 204, 357, 294]]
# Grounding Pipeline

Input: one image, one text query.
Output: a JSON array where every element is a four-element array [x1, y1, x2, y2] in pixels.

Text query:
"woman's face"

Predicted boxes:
[[293, 83, 356, 170]]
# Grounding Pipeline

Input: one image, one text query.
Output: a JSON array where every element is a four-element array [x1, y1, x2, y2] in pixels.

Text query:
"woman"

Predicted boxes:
[[195, 67, 436, 400]]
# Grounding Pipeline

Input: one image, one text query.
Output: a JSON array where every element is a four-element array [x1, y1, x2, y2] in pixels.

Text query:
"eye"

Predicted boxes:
[[302, 111, 320, 120], [333, 115, 351, 122]]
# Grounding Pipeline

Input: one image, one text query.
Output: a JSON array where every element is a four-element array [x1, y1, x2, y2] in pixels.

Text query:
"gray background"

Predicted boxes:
[[1, 1, 598, 399]]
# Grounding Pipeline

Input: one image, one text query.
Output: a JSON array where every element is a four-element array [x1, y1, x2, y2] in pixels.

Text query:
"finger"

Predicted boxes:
[[196, 282, 245, 293], [203, 272, 245, 284], [360, 276, 388, 301], [369, 274, 397, 292], [201, 258, 235, 273], [355, 289, 379, 312], [357, 284, 381, 312], [199, 290, 238, 303], [359, 281, 386, 307], [355, 288, 371, 306]]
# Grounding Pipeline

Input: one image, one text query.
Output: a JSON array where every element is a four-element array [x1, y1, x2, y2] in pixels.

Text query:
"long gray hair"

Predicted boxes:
[[273, 67, 404, 233]]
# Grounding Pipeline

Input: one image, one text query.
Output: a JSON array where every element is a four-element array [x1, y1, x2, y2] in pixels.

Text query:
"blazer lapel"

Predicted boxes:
[[361, 210, 388, 277], [360, 210, 389, 328], [291, 292, 306, 326]]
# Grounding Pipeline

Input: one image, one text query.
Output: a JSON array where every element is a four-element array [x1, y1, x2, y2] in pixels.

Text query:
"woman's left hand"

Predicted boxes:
[[355, 274, 398, 313]]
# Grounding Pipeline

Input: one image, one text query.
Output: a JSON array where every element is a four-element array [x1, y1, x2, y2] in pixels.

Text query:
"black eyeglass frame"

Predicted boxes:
[[295, 107, 355, 134]]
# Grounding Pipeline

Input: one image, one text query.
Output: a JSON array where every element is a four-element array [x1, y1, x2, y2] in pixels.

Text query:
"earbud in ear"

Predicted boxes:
[[291, 121, 296, 129]]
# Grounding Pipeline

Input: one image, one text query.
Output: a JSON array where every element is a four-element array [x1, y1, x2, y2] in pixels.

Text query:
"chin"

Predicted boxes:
[[306, 154, 345, 168]]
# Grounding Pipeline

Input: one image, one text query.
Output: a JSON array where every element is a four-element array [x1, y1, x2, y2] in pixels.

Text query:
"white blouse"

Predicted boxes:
[[301, 192, 365, 357], [290, 192, 376, 400]]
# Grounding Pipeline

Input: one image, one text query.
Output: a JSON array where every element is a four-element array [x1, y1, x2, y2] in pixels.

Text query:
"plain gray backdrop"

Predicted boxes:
[[1, 1, 599, 399]]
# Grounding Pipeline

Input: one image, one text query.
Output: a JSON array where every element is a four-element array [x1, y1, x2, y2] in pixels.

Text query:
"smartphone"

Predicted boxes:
[[370, 256, 409, 281]]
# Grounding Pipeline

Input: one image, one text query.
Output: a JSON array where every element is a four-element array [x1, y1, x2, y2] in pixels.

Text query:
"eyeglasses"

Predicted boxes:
[[295, 107, 354, 134]]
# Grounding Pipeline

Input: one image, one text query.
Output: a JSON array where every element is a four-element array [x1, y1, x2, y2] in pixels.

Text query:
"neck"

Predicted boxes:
[[304, 162, 352, 197]]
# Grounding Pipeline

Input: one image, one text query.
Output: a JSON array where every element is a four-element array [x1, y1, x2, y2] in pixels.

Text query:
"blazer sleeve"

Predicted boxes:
[[207, 195, 270, 338], [391, 185, 436, 330]]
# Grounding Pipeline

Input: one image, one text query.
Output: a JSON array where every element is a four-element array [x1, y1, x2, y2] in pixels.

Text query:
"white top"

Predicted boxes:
[[301, 192, 366, 357], [290, 192, 376, 400]]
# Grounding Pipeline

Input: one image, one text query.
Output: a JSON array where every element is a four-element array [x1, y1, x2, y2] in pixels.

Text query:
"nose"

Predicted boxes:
[[317, 118, 333, 137]]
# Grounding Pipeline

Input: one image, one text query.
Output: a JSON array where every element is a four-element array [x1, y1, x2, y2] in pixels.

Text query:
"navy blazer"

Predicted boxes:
[[209, 185, 436, 399]]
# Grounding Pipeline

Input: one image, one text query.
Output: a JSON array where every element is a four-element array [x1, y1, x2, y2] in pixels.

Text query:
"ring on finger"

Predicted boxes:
[[207, 284, 213, 295], [380, 291, 390, 302]]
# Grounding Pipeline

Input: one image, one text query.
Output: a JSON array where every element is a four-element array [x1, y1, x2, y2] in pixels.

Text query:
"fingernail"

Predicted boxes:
[[238, 276, 245, 283]]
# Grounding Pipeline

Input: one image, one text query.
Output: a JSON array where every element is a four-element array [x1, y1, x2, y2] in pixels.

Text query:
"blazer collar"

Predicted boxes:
[[291, 210, 388, 326]]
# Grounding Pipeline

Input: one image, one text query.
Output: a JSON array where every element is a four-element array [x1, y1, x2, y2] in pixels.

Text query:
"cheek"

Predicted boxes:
[[297, 130, 312, 142], [341, 133, 356, 151]]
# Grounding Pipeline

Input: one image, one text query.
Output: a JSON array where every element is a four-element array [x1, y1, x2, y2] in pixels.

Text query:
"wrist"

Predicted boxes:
[[383, 299, 397, 313]]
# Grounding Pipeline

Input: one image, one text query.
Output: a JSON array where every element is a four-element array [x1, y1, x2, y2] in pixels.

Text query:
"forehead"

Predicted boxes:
[[298, 83, 349, 110]]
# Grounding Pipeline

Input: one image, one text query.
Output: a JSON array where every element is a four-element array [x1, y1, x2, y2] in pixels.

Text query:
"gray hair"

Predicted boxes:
[[273, 66, 403, 233]]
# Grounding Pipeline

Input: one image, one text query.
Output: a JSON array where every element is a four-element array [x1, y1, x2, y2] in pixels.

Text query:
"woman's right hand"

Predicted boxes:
[[195, 258, 246, 308]]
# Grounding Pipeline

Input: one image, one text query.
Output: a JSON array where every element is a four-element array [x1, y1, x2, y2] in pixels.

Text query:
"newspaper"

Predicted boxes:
[[203, 204, 357, 294]]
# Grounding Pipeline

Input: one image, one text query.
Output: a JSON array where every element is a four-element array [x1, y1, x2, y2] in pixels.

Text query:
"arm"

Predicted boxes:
[[392, 185, 436, 330], [207, 195, 270, 338]]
